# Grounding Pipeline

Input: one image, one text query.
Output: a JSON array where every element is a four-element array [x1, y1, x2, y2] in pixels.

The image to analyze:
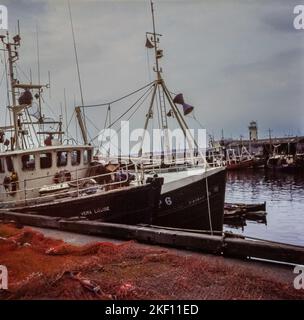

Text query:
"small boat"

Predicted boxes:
[[224, 202, 267, 227], [245, 210, 267, 221], [224, 202, 266, 213], [224, 208, 245, 219]]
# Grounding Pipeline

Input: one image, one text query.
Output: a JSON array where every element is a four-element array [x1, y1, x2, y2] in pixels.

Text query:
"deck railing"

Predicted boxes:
[[0, 164, 139, 207]]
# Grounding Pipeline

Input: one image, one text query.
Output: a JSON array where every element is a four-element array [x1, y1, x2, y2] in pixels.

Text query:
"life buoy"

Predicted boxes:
[[53, 170, 71, 184]]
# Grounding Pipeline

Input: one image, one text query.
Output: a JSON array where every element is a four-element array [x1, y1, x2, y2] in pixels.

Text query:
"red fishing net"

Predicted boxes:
[[0, 223, 302, 300]]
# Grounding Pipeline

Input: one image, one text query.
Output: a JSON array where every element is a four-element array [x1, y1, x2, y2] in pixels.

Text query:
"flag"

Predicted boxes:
[[145, 36, 154, 49]]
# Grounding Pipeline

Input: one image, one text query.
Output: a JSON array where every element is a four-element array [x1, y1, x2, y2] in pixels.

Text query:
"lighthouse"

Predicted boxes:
[[249, 121, 258, 141]]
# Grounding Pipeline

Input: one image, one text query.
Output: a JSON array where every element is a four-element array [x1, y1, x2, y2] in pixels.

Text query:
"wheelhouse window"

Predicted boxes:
[[22, 154, 35, 171], [71, 150, 81, 166], [6, 157, 14, 172], [0, 158, 5, 173], [57, 151, 68, 167], [83, 149, 92, 165], [40, 153, 52, 169]]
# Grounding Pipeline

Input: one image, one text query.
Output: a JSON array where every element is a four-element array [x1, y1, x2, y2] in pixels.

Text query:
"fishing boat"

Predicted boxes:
[[0, 31, 163, 224], [225, 147, 254, 170], [134, 2, 226, 232], [91, 1, 226, 232], [267, 151, 297, 172]]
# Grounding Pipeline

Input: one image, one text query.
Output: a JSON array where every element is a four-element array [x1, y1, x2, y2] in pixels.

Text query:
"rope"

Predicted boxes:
[[205, 176, 213, 235]]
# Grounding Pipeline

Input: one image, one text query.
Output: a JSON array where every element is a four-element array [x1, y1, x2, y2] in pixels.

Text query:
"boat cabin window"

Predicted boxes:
[[40, 153, 52, 169], [71, 150, 81, 166], [57, 151, 68, 167], [83, 149, 92, 165], [6, 156, 14, 172], [0, 158, 5, 173], [22, 154, 35, 171]]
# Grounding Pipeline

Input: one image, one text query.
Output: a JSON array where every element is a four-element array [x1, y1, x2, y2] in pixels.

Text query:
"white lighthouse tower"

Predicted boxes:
[[249, 121, 258, 141]]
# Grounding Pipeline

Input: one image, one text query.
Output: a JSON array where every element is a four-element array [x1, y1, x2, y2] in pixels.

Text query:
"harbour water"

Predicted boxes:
[[225, 170, 304, 246]]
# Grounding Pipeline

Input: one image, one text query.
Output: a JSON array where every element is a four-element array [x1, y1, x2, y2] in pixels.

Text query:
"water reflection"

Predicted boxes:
[[225, 170, 304, 246]]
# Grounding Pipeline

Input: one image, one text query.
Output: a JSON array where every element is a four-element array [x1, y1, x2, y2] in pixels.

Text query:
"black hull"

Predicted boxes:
[[153, 169, 226, 232], [13, 180, 163, 225]]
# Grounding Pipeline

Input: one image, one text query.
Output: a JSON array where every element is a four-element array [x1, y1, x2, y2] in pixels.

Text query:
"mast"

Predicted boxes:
[[151, 1, 161, 81], [1, 31, 63, 151], [1, 32, 21, 150], [144, 1, 202, 162], [148, 1, 171, 159], [75, 106, 88, 145]]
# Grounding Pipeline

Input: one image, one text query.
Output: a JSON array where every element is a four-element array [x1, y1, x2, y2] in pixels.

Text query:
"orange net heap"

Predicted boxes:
[[0, 223, 302, 300]]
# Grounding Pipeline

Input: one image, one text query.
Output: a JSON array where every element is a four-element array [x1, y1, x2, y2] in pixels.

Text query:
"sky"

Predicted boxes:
[[0, 0, 303, 144]]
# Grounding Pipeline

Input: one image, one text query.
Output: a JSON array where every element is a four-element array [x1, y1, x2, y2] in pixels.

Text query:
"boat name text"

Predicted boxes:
[[80, 206, 110, 217]]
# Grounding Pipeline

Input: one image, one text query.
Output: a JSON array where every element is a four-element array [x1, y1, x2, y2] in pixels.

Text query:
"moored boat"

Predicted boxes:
[[133, 2, 226, 232], [0, 29, 163, 223]]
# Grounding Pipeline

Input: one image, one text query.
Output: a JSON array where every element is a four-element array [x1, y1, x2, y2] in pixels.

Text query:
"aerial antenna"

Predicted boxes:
[[36, 22, 42, 123], [48, 71, 51, 99], [17, 20, 21, 36], [29, 68, 32, 84], [64, 88, 69, 142], [68, 0, 87, 137], [36, 23, 41, 86]]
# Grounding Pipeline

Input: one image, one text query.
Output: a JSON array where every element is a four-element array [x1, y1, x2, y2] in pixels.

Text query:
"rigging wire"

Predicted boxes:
[[40, 95, 58, 119], [88, 105, 110, 147], [15, 63, 32, 83], [0, 63, 6, 88], [110, 85, 154, 138], [68, 0, 86, 130], [96, 84, 154, 154], [191, 111, 205, 129], [81, 81, 155, 108], [66, 110, 76, 135], [106, 84, 154, 129], [89, 84, 154, 145]]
